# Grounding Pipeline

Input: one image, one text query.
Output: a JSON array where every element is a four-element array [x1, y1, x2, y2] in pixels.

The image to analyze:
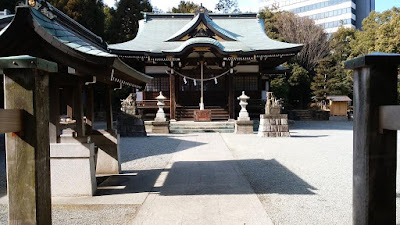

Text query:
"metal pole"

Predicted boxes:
[[200, 60, 204, 110]]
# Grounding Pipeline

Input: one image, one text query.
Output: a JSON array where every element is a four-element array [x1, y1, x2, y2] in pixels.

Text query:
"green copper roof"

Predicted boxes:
[[0, 1, 152, 86], [30, 4, 114, 57], [109, 11, 302, 56]]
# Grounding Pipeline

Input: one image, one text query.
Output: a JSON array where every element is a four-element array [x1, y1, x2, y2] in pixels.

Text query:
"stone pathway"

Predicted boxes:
[[131, 133, 273, 225]]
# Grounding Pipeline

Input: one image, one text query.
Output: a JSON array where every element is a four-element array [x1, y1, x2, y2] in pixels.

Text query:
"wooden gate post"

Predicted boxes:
[[1, 56, 57, 225], [345, 53, 400, 225]]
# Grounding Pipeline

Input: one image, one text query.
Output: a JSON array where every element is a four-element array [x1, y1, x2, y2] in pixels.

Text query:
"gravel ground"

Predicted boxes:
[[120, 134, 185, 171], [222, 121, 400, 225], [0, 133, 183, 224], [1, 122, 400, 225]]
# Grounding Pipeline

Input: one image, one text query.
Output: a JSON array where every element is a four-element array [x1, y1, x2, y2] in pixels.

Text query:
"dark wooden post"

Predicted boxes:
[[170, 73, 176, 120], [86, 85, 94, 134], [345, 53, 400, 225], [73, 80, 85, 137], [228, 73, 235, 119], [49, 78, 60, 143], [0, 56, 57, 225], [105, 84, 114, 131]]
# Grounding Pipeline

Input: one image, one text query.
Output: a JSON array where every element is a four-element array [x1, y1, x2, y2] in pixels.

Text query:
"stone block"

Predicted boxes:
[[258, 114, 290, 138], [50, 143, 96, 197], [235, 120, 254, 134], [91, 129, 121, 175], [152, 121, 170, 134]]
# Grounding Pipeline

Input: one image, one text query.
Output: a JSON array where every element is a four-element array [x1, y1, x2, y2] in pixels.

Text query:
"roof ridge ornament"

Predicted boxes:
[[195, 3, 209, 16]]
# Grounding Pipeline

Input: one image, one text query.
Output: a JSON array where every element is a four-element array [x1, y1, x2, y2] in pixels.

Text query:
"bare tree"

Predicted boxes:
[[274, 12, 329, 72]]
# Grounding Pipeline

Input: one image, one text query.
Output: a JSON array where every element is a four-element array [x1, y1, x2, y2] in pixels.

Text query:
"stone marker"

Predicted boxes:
[[235, 91, 253, 134], [258, 92, 290, 137]]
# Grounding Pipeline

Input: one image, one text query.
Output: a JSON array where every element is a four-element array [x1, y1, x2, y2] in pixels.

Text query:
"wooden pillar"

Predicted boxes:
[[49, 78, 60, 143], [228, 73, 235, 119], [170, 73, 176, 120], [73, 80, 85, 137], [345, 54, 400, 225], [86, 85, 94, 134], [1, 56, 57, 225], [64, 87, 74, 118], [105, 84, 113, 131]]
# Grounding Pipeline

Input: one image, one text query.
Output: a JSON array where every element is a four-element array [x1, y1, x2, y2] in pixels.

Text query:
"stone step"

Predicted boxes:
[[170, 121, 235, 133]]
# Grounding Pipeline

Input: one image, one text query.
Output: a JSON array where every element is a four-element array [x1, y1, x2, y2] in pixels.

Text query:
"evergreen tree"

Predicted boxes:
[[170, 1, 200, 13], [105, 0, 152, 43], [270, 75, 289, 101], [287, 63, 310, 109], [49, 0, 106, 36], [311, 58, 330, 102]]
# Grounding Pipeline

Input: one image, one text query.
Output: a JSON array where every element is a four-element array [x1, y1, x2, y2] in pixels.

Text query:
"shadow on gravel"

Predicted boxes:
[[94, 159, 316, 197], [120, 135, 205, 163], [160, 159, 317, 196], [95, 169, 165, 196]]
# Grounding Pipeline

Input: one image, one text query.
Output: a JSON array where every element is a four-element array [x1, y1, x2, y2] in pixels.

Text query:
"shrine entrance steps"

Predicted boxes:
[[176, 106, 230, 121], [169, 121, 235, 134]]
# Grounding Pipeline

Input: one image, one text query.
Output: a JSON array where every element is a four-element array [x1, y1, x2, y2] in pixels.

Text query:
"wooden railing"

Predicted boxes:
[[136, 100, 171, 108]]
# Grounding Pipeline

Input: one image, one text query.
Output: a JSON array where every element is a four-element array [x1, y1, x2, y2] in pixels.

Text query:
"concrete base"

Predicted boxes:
[[235, 120, 254, 134], [91, 130, 121, 175], [258, 114, 290, 137], [152, 121, 170, 134], [50, 143, 97, 197]]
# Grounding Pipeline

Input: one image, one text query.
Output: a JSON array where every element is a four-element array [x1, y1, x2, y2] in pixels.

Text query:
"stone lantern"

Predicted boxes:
[[235, 91, 253, 134], [237, 91, 250, 121], [155, 91, 167, 122]]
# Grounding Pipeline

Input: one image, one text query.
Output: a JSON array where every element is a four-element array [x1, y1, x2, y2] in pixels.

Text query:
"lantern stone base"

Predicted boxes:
[[258, 114, 290, 137], [235, 120, 254, 134], [151, 121, 170, 134]]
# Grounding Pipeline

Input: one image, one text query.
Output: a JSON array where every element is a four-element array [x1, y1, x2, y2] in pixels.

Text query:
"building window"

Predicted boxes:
[[145, 76, 170, 92], [234, 75, 258, 91]]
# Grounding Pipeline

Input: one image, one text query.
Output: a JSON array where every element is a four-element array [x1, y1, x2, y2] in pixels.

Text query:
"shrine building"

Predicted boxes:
[[109, 6, 303, 121]]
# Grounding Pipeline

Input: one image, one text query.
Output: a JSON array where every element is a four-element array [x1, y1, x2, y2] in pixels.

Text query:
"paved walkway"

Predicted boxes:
[[131, 133, 273, 225]]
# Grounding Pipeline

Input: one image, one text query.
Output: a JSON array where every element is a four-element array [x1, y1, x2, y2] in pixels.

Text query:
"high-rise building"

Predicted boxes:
[[260, 0, 375, 35]]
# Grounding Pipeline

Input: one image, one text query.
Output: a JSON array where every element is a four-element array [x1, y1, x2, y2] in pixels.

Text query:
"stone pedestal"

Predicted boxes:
[[235, 120, 254, 134], [152, 121, 170, 134], [194, 109, 211, 122], [91, 129, 121, 175], [117, 114, 147, 137], [50, 143, 97, 197], [258, 114, 290, 137]]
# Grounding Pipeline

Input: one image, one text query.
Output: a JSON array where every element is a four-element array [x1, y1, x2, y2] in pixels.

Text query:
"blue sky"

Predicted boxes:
[[104, 0, 400, 13], [376, 0, 400, 12]]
